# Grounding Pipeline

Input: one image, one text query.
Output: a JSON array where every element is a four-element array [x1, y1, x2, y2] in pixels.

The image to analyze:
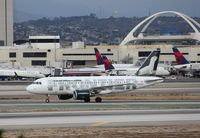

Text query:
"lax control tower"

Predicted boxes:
[[0, 0, 13, 46]]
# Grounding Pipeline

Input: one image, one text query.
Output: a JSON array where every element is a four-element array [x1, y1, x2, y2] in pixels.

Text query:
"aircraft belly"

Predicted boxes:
[[52, 90, 73, 95]]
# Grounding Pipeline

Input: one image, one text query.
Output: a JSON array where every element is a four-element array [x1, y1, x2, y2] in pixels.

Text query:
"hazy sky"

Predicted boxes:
[[14, 0, 200, 18]]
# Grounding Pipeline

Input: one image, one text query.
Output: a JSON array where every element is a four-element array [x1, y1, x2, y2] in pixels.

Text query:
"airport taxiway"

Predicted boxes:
[[1, 101, 200, 110], [0, 80, 200, 130], [0, 109, 200, 129], [0, 80, 200, 112]]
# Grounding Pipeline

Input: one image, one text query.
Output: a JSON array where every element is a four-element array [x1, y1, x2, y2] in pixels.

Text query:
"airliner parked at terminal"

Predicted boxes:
[[26, 50, 163, 103], [172, 47, 200, 75], [63, 67, 106, 76], [172, 47, 191, 71], [0, 68, 45, 80]]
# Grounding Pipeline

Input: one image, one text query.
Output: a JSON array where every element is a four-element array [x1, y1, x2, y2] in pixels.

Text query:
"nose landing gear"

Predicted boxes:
[[45, 95, 50, 103], [95, 97, 102, 103]]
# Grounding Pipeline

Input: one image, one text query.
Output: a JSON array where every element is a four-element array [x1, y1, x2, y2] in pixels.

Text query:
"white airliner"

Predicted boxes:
[[108, 66, 170, 76], [0, 68, 45, 80], [26, 50, 163, 103], [15, 70, 45, 79], [102, 52, 169, 76], [172, 47, 200, 73]]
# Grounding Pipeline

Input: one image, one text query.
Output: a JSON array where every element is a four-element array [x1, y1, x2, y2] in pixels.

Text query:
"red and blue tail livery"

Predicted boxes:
[[102, 55, 115, 70], [94, 48, 104, 65], [172, 47, 189, 65]]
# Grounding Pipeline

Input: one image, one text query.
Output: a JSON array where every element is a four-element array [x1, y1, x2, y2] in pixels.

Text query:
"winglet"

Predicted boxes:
[[94, 48, 104, 65], [136, 50, 160, 76], [102, 55, 115, 71], [172, 47, 189, 65]]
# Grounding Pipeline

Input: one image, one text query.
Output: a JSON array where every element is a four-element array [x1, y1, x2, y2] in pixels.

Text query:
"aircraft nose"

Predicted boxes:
[[26, 85, 34, 93]]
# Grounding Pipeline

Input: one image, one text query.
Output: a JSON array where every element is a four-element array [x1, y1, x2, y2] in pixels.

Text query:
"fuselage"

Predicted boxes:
[[173, 63, 200, 72], [109, 66, 169, 76], [0, 69, 45, 78], [26, 76, 163, 95], [95, 64, 134, 69], [64, 66, 169, 76], [173, 64, 191, 71], [15, 70, 45, 78], [64, 68, 104, 72]]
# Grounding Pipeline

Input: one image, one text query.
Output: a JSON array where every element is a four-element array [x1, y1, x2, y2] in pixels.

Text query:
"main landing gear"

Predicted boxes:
[[95, 97, 102, 103], [84, 96, 90, 103], [83, 97, 102, 103], [44, 95, 102, 103], [45, 95, 50, 103]]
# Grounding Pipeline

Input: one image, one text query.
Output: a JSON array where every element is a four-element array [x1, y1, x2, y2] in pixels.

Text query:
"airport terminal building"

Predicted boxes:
[[0, 40, 200, 68]]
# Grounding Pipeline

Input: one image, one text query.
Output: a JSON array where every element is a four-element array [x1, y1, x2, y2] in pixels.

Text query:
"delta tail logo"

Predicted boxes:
[[102, 55, 115, 70], [94, 48, 104, 65], [172, 47, 189, 65]]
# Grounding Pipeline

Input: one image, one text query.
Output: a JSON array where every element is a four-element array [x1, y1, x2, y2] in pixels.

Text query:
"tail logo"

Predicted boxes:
[[94, 48, 104, 65], [102, 56, 115, 70], [136, 50, 160, 76], [172, 47, 189, 64]]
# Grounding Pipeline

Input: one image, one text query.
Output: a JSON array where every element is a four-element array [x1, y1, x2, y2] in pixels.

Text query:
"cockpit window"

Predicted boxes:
[[32, 82, 42, 85]]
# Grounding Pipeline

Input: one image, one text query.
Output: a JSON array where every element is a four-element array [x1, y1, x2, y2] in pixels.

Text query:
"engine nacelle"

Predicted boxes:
[[58, 94, 73, 100], [73, 90, 90, 100]]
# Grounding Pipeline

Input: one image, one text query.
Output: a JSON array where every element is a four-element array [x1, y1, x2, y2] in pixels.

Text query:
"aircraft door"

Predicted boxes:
[[52, 82, 60, 94]]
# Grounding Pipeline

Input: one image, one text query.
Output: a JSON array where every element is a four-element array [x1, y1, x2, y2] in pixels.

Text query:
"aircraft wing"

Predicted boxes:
[[87, 83, 136, 94]]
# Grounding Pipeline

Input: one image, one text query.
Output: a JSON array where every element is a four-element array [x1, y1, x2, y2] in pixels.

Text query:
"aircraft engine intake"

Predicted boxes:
[[73, 90, 90, 100]]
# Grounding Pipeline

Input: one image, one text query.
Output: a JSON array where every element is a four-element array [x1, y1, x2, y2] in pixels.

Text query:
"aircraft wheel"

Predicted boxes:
[[45, 99, 50, 103], [45, 95, 50, 103], [84, 97, 90, 103], [95, 97, 102, 103]]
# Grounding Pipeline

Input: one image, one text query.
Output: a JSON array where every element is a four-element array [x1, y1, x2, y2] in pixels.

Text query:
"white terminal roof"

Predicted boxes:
[[29, 36, 60, 39]]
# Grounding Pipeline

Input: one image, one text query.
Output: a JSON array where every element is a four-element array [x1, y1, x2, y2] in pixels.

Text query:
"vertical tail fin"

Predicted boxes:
[[136, 50, 160, 76], [102, 55, 115, 71], [134, 57, 146, 67], [94, 48, 104, 65], [172, 47, 189, 65]]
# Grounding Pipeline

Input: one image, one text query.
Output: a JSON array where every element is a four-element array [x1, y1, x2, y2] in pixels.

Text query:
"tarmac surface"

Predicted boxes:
[[1, 109, 200, 129], [1, 101, 200, 112]]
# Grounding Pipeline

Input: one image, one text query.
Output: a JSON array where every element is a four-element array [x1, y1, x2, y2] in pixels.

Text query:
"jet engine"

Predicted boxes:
[[73, 90, 90, 100]]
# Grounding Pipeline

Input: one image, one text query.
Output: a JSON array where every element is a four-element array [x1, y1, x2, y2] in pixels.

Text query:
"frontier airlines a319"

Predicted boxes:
[[26, 50, 163, 103]]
